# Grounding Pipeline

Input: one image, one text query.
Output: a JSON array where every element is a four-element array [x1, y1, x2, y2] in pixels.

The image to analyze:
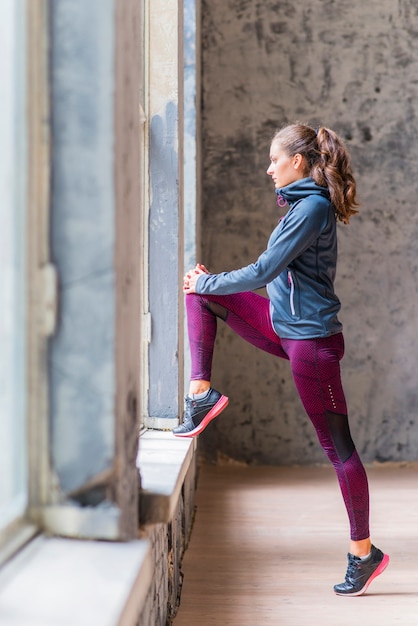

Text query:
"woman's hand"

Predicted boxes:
[[183, 263, 210, 293]]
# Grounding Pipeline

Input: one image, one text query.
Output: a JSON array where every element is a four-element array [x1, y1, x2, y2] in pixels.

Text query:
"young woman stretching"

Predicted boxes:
[[173, 122, 389, 596]]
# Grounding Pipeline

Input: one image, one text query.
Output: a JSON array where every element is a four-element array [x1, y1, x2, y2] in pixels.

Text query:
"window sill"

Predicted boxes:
[[0, 431, 197, 625], [137, 429, 197, 525], [0, 519, 38, 568], [0, 535, 153, 626]]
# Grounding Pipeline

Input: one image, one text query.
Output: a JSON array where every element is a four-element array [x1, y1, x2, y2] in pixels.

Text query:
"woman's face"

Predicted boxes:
[[266, 141, 305, 189]]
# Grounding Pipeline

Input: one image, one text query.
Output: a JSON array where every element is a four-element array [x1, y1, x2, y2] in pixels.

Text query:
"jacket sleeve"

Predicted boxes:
[[195, 197, 330, 296]]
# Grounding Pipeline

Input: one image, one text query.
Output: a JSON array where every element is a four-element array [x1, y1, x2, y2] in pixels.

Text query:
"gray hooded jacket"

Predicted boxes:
[[195, 177, 343, 339]]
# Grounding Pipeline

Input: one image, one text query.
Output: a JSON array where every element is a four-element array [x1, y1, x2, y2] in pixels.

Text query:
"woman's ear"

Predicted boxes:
[[293, 153, 304, 171]]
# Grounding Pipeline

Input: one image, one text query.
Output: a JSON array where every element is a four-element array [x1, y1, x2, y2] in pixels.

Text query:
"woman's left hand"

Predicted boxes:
[[183, 263, 209, 293]]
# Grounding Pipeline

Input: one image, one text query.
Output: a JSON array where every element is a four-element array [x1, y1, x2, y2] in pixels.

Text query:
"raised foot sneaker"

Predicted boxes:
[[172, 388, 229, 438], [334, 545, 389, 596]]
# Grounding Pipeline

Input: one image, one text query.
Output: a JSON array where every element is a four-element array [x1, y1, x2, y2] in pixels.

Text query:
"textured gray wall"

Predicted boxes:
[[149, 102, 182, 419], [147, 0, 184, 423], [199, 0, 418, 464], [49, 0, 115, 492]]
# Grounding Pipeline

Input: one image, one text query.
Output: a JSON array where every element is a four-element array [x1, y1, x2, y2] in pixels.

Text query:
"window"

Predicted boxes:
[[0, 0, 191, 560], [0, 0, 28, 546]]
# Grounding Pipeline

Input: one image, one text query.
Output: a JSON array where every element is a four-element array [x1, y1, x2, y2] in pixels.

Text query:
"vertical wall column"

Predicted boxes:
[[146, 0, 184, 426], [49, 0, 116, 497], [183, 0, 200, 394], [47, 0, 140, 539], [113, 0, 143, 538]]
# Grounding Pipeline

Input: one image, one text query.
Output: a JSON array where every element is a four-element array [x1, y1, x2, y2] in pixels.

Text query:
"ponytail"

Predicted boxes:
[[272, 123, 359, 224]]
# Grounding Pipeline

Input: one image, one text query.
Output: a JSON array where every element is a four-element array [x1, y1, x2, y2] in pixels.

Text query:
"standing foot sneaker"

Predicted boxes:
[[172, 388, 229, 438], [334, 545, 389, 596]]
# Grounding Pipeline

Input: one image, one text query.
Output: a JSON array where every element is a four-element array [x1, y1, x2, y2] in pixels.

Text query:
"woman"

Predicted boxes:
[[173, 122, 389, 596]]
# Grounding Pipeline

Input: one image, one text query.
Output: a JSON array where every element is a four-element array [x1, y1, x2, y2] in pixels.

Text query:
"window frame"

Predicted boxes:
[[1, 0, 191, 562], [0, 0, 50, 563]]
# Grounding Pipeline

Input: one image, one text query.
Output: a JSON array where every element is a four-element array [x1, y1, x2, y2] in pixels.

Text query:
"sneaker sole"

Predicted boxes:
[[334, 553, 390, 597], [173, 395, 229, 438]]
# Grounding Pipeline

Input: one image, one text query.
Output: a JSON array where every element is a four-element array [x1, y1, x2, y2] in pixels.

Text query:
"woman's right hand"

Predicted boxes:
[[183, 263, 210, 293]]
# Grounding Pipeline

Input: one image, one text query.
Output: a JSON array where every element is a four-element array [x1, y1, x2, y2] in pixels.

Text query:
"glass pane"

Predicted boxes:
[[0, 0, 27, 530]]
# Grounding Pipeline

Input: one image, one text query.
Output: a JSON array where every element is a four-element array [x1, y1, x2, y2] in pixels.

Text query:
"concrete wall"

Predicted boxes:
[[148, 0, 184, 424], [49, 0, 116, 492], [114, 0, 144, 538], [198, 0, 418, 464]]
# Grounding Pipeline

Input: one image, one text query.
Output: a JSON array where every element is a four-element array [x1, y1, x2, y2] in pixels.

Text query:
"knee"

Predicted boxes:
[[326, 411, 355, 462]]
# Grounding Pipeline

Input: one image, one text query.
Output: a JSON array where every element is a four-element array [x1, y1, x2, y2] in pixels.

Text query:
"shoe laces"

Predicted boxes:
[[345, 554, 360, 580], [183, 397, 196, 424]]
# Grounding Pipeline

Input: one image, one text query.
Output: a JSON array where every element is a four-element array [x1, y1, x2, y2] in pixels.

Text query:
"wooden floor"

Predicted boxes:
[[173, 462, 418, 626]]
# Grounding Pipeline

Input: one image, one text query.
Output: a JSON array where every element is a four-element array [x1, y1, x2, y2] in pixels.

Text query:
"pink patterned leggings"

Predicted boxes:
[[186, 291, 369, 541]]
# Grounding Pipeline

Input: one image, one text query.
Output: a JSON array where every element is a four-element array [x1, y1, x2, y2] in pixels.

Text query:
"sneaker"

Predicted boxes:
[[172, 388, 229, 438], [334, 545, 389, 596]]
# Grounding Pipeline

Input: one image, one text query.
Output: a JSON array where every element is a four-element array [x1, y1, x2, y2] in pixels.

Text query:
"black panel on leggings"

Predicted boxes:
[[326, 411, 356, 462]]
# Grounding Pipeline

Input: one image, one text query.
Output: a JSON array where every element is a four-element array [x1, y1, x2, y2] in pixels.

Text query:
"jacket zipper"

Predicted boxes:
[[288, 270, 296, 316]]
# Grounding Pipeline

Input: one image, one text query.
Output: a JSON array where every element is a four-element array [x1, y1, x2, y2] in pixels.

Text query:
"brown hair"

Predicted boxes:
[[272, 123, 359, 224]]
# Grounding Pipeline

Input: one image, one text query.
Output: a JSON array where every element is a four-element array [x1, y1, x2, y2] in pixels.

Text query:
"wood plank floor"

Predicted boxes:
[[173, 462, 418, 626]]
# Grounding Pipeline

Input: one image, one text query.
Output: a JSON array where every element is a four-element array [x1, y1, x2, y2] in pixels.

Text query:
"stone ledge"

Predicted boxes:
[[137, 430, 197, 525], [0, 430, 196, 626], [0, 536, 153, 626]]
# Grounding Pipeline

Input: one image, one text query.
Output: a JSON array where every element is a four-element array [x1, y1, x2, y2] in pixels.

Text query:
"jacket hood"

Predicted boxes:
[[276, 177, 330, 206]]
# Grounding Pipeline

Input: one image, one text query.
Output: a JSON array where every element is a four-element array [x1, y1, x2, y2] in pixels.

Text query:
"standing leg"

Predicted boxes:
[[281, 333, 389, 595], [281, 333, 369, 542]]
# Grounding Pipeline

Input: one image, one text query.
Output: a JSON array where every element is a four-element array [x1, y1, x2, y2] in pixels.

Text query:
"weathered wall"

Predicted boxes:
[[199, 0, 418, 464], [148, 0, 184, 424], [114, 0, 143, 537], [49, 0, 116, 491]]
